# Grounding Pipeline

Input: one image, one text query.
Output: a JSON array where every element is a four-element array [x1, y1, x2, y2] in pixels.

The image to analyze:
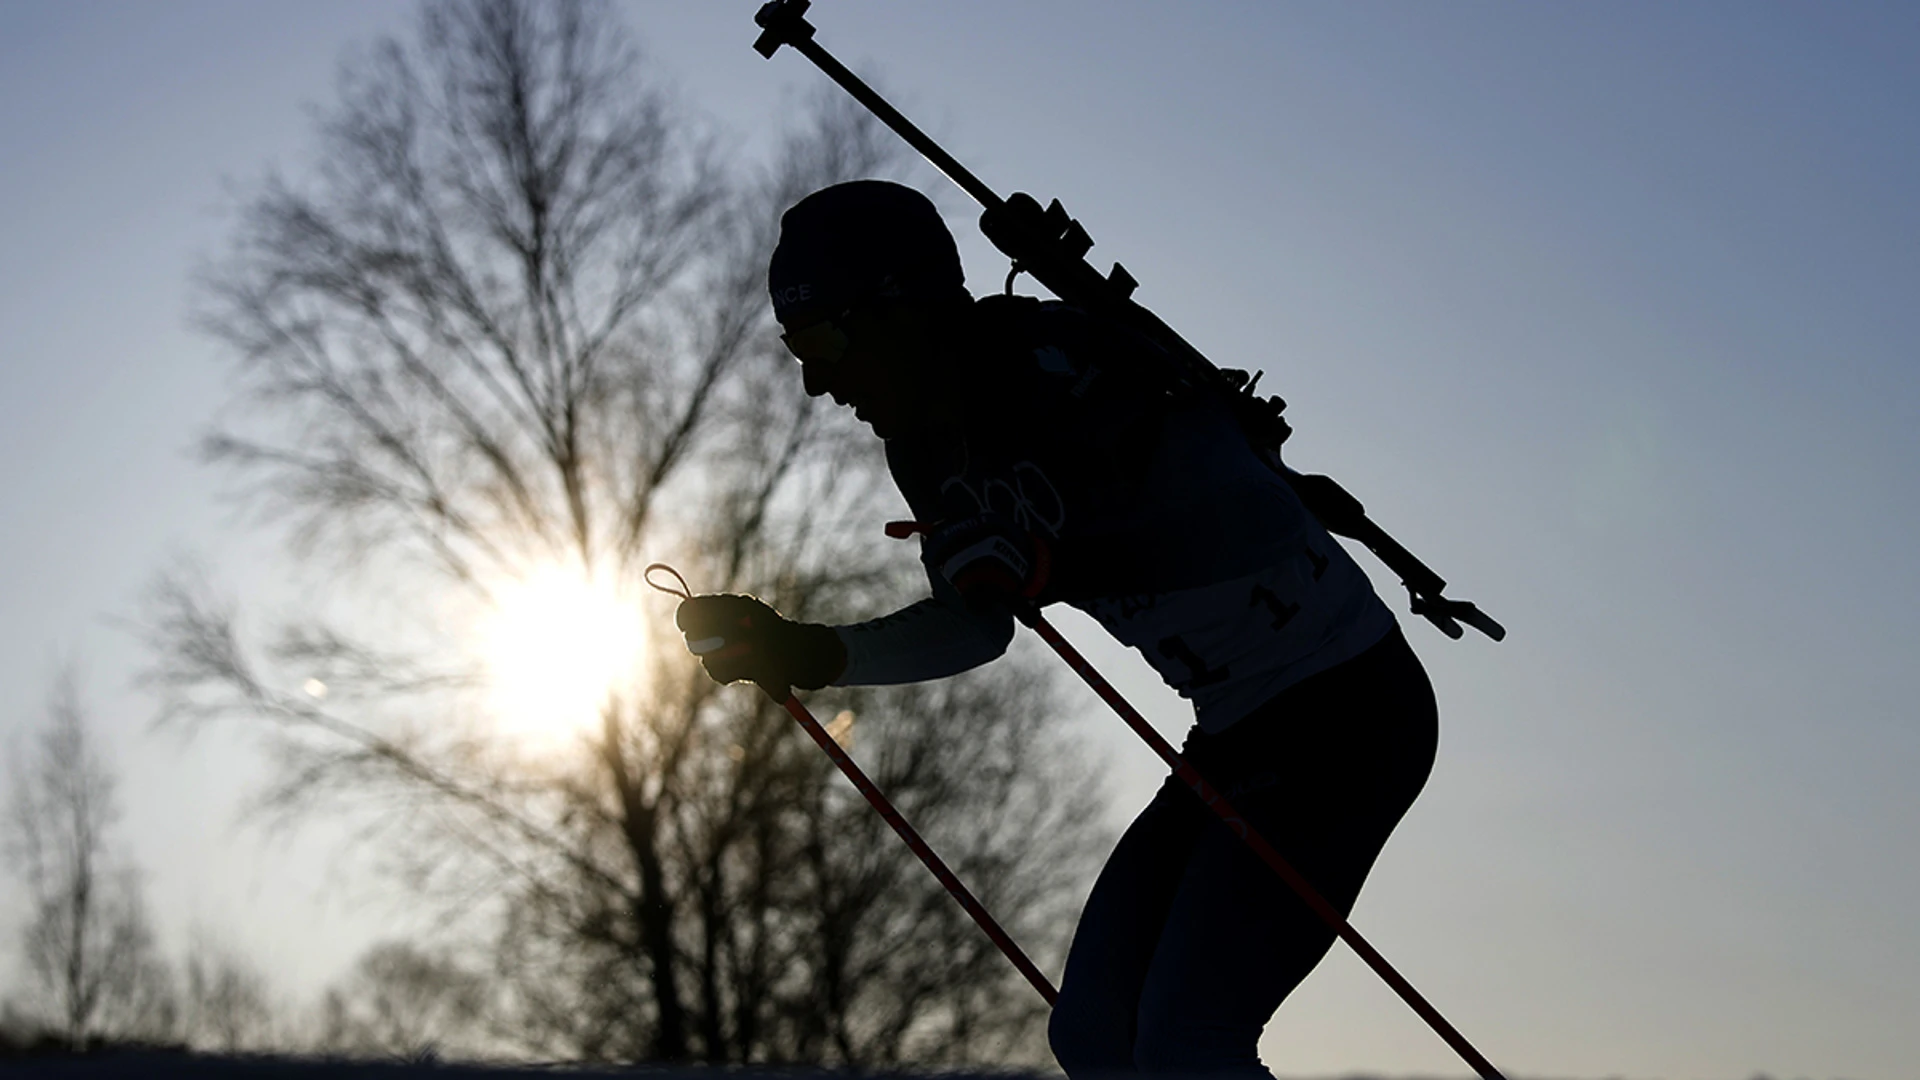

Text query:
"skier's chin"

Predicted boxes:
[[857, 408, 899, 440]]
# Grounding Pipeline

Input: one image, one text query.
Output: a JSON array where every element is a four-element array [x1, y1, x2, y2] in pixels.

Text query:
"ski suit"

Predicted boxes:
[[830, 296, 1439, 1077]]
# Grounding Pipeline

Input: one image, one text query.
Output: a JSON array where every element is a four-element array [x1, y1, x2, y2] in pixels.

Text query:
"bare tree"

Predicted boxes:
[[177, 932, 278, 1053], [148, 0, 1103, 1066], [316, 940, 489, 1059], [5, 669, 176, 1048]]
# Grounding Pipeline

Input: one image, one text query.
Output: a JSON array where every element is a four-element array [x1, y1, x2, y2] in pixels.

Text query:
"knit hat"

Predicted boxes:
[[768, 180, 966, 326]]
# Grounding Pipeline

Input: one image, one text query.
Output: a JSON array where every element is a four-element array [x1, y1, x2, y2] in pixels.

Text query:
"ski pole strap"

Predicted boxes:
[[644, 563, 695, 600], [1024, 609, 1508, 1080], [777, 693, 1059, 1007]]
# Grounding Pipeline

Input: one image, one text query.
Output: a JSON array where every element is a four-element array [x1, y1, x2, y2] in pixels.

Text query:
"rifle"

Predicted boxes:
[[753, 0, 1504, 643]]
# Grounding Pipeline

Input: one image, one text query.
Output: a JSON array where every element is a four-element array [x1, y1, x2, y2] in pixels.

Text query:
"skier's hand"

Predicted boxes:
[[921, 513, 1049, 611], [675, 594, 846, 699]]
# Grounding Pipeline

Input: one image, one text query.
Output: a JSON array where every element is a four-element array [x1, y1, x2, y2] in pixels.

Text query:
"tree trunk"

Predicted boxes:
[[603, 722, 688, 1061]]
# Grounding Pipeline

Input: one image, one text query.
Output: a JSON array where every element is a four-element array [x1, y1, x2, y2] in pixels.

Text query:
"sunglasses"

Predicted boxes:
[[777, 276, 900, 367], [779, 317, 851, 366]]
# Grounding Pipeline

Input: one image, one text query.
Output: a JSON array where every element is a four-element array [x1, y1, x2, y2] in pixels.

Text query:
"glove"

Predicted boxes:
[[920, 513, 1050, 611], [675, 594, 846, 699]]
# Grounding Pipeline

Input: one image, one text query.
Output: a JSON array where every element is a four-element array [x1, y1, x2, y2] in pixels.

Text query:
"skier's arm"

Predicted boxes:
[[832, 570, 1015, 685]]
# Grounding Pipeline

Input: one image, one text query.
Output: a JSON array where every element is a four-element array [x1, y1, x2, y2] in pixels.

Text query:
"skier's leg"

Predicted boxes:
[[1132, 627, 1440, 1076], [1050, 775, 1211, 1077]]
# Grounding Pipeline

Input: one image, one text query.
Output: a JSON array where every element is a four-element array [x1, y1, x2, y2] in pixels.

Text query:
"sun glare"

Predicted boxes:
[[479, 564, 647, 741]]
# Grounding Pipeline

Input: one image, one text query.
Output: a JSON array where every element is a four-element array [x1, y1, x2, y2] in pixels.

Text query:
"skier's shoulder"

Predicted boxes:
[[973, 293, 1137, 356], [968, 293, 1168, 409]]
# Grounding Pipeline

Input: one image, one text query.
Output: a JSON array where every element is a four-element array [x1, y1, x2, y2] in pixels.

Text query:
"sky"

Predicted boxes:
[[2, 2, 1918, 1077]]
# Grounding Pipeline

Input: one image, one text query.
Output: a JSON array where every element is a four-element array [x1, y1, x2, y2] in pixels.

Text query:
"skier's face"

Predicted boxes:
[[786, 300, 933, 440]]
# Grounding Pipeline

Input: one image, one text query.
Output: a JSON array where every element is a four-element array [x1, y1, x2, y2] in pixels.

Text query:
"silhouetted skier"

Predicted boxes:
[[678, 180, 1438, 1078]]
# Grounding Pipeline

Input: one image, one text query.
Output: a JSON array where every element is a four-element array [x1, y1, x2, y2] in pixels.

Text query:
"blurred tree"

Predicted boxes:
[[317, 941, 489, 1059], [148, 0, 1102, 1066], [5, 669, 176, 1049], [177, 933, 278, 1053]]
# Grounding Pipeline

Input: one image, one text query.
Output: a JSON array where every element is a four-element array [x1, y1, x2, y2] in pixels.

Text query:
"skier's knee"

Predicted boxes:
[[1049, 988, 1135, 1077], [1131, 1013, 1265, 1076]]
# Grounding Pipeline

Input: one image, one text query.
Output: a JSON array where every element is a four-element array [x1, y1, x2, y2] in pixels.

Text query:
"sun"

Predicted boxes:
[[478, 564, 647, 740]]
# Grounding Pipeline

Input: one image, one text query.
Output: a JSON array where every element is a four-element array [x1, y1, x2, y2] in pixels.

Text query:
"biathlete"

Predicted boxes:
[[675, 179, 1439, 1078]]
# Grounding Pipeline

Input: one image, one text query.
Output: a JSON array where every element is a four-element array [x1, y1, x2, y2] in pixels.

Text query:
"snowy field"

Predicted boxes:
[[0, 1052, 1486, 1080], [0, 1055, 1070, 1079]]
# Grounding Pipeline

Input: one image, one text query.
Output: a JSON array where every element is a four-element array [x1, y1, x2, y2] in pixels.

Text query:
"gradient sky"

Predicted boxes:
[[3, 3, 1917, 1077]]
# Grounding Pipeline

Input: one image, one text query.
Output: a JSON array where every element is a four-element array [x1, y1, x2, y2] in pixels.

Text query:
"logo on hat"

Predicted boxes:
[[773, 284, 814, 310]]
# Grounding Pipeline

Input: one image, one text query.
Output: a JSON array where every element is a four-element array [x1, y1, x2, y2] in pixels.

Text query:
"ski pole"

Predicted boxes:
[[773, 690, 1058, 1007], [645, 565, 1058, 1007], [1019, 608, 1508, 1080]]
